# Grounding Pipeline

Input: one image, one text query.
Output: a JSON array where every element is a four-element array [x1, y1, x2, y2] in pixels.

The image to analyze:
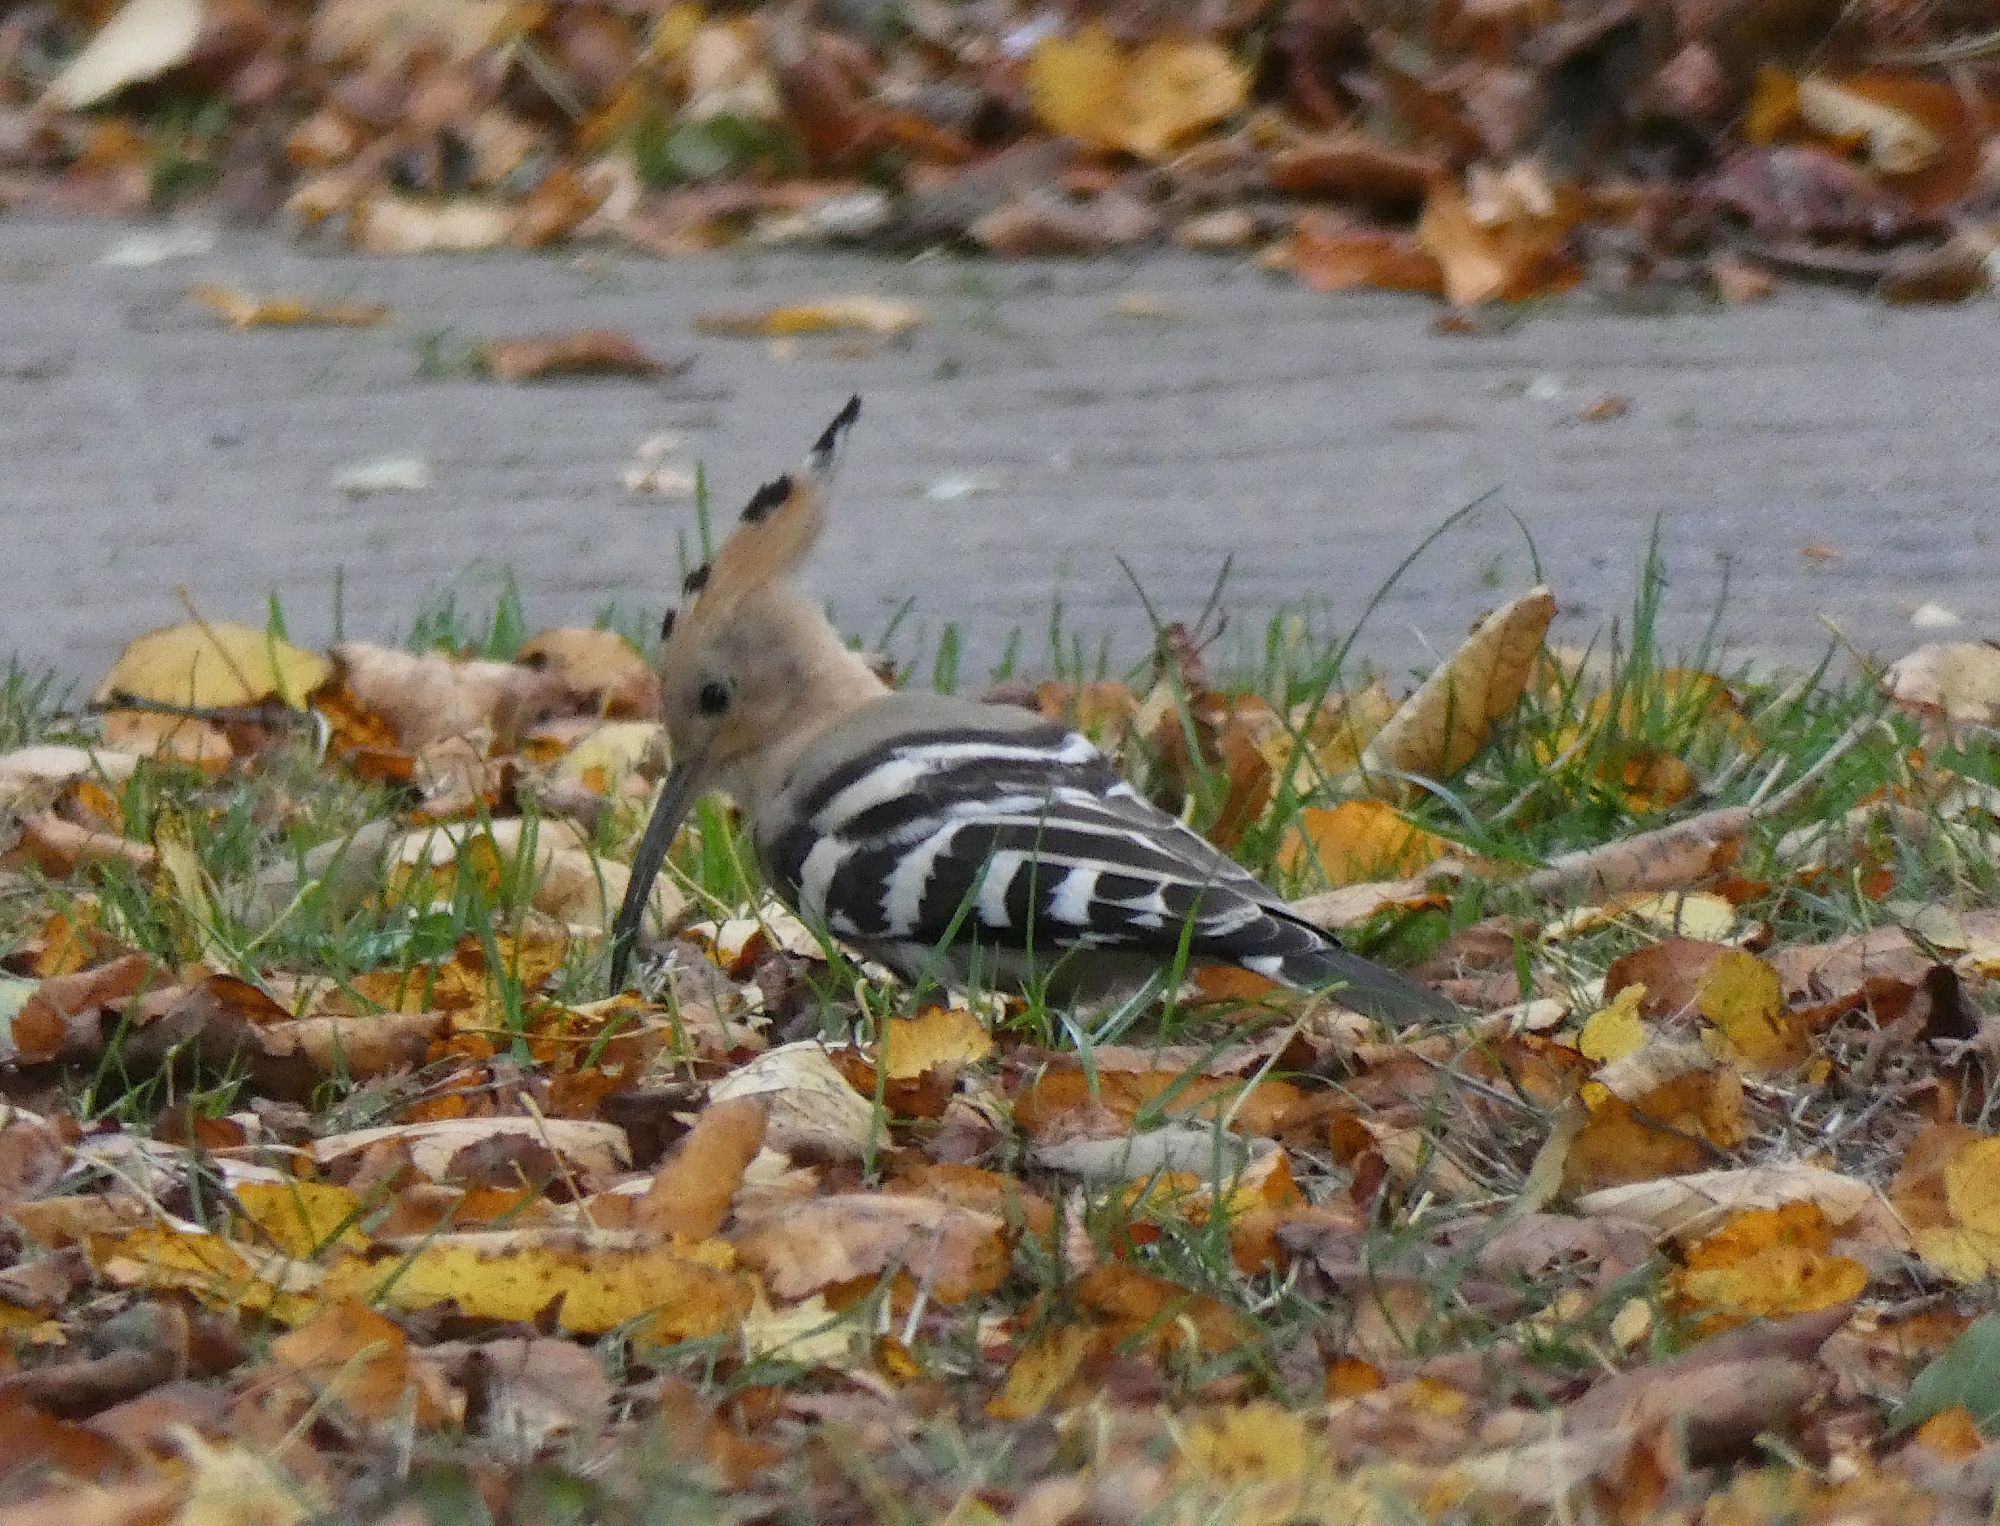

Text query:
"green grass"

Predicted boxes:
[[0, 544, 1982, 1523]]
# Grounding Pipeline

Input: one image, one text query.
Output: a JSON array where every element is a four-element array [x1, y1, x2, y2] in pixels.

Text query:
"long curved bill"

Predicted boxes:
[[608, 758, 705, 992]]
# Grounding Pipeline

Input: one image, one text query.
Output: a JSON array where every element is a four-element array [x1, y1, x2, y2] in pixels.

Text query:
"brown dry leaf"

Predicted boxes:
[[43, 0, 201, 110], [1576, 1163, 1877, 1240], [331, 1229, 747, 1340], [734, 1194, 1007, 1303], [1900, 1132, 2000, 1283], [1072, 1262, 1246, 1356], [97, 708, 231, 770], [1882, 642, 2000, 726], [330, 642, 566, 749], [190, 284, 391, 330], [693, 298, 924, 338], [1282, 215, 1443, 296], [1416, 173, 1581, 306], [709, 1041, 876, 1161], [514, 630, 658, 719], [390, 818, 682, 937], [11, 952, 160, 1064], [271, 1300, 460, 1426], [479, 331, 673, 383], [1026, 25, 1247, 162], [1268, 134, 1439, 208], [1277, 800, 1453, 886], [1524, 804, 1755, 902], [95, 621, 330, 710], [313, 1117, 630, 1182], [634, 1096, 767, 1240], [1563, 1066, 1749, 1195], [1671, 1203, 1867, 1330], [1358, 587, 1555, 792]]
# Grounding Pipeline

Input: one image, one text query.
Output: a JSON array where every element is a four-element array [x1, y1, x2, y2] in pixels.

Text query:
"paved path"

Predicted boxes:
[[3, 212, 1996, 691]]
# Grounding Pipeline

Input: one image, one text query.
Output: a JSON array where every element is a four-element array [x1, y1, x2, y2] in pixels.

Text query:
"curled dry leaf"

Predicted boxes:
[[1416, 173, 1581, 307], [271, 1300, 460, 1427], [1281, 214, 1443, 296], [709, 1041, 877, 1161], [1576, 1163, 1878, 1240], [312, 1117, 630, 1181], [1357, 586, 1555, 794], [479, 330, 676, 383], [94, 621, 331, 710], [634, 1096, 767, 1240], [734, 1193, 1007, 1303]]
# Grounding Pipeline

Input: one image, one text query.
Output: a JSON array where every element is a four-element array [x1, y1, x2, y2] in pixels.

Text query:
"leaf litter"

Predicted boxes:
[[3, 579, 2000, 1520], [14, 0, 2000, 305]]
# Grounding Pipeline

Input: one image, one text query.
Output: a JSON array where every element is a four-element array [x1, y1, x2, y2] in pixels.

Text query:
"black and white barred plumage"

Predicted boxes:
[[750, 692, 1450, 1020], [607, 394, 1452, 1026]]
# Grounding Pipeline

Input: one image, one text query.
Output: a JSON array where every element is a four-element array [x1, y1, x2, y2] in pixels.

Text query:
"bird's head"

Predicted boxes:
[[611, 396, 886, 986]]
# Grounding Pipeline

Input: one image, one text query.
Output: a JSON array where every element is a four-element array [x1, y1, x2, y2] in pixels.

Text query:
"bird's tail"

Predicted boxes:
[[1267, 932, 1460, 1027]]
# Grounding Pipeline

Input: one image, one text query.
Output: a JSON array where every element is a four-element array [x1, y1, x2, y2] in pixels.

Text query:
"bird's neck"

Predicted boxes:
[[727, 619, 888, 816]]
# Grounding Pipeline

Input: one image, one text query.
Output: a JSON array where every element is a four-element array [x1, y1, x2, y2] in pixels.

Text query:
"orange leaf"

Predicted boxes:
[[635, 1096, 768, 1240], [272, 1300, 459, 1426], [1277, 800, 1452, 886]]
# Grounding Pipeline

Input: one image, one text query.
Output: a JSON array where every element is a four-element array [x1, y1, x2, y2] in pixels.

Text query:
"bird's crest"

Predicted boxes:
[[660, 394, 860, 649]]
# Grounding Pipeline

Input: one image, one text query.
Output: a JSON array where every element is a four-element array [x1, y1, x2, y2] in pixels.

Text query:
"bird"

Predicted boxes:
[[608, 397, 1455, 1026]]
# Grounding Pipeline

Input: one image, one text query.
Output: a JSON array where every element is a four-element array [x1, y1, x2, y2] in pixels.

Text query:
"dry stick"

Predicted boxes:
[[1520, 710, 1878, 903], [174, 584, 264, 703]]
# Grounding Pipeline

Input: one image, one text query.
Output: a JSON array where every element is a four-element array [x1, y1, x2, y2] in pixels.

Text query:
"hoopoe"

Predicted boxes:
[[609, 398, 1454, 1025]]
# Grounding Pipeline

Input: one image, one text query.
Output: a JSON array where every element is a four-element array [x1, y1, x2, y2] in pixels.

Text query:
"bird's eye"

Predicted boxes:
[[697, 679, 732, 716]]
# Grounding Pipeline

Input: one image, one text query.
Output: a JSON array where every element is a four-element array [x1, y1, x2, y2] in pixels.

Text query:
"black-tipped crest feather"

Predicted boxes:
[[682, 563, 710, 596], [740, 475, 793, 523], [811, 394, 862, 474]]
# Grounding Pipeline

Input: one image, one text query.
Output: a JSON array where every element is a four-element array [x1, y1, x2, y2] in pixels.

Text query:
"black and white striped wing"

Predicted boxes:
[[759, 723, 1323, 979]]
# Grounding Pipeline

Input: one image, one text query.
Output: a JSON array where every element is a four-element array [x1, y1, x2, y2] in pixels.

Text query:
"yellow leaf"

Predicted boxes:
[[986, 1325, 1097, 1420], [1578, 983, 1648, 1064], [94, 619, 331, 710], [1177, 1400, 1323, 1484], [43, 0, 200, 110], [1358, 587, 1555, 793], [879, 1005, 994, 1080], [693, 297, 926, 337], [1276, 800, 1453, 886], [1697, 951, 1802, 1070], [1026, 25, 1247, 161], [234, 1180, 367, 1258], [93, 1226, 323, 1323], [329, 1229, 748, 1340], [191, 282, 392, 329], [1671, 1203, 1867, 1329]]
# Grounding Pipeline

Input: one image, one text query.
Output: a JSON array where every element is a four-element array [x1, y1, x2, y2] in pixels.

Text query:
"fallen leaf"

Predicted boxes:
[[734, 1194, 1007, 1303], [272, 1301, 460, 1426], [634, 1096, 767, 1239], [332, 454, 432, 497], [1797, 76, 1940, 175], [347, 194, 515, 254], [1359, 587, 1556, 792], [190, 284, 392, 330], [43, 0, 201, 110], [94, 621, 329, 710], [334, 1229, 747, 1339], [313, 1117, 630, 1182], [480, 330, 674, 383], [1416, 172, 1581, 306], [987, 1324, 1098, 1420], [693, 298, 924, 337], [1026, 25, 1247, 161], [709, 1041, 877, 1161], [1282, 214, 1443, 295], [329, 643, 564, 748], [1670, 1202, 1867, 1329], [877, 1006, 993, 1081], [1883, 642, 2000, 725], [1277, 800, 1454, 886]]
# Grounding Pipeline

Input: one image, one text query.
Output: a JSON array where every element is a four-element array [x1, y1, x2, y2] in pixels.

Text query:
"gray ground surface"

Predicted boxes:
[[2, 211, 1996, 692]]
